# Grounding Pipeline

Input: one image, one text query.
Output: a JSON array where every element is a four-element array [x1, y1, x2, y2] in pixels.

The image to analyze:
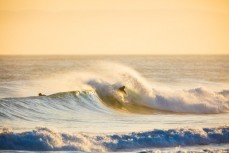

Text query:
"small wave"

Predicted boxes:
[[0, 126, 228, 152]]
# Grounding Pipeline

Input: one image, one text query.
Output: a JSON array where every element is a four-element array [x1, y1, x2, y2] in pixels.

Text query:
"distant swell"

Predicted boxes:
[[0, 126, 228, 152]]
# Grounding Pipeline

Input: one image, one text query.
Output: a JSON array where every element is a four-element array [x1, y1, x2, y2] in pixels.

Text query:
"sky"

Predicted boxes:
[[0, 0, 228, 55]]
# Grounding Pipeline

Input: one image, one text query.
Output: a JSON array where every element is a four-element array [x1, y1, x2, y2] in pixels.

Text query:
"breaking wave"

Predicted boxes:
[[0, 63, 229, 122], [0, 87, 229, 123], [0, 126, 228, 152]]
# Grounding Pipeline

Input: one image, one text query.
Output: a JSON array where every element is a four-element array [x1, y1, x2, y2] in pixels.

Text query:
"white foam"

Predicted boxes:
[[0, 126, 228, 152]]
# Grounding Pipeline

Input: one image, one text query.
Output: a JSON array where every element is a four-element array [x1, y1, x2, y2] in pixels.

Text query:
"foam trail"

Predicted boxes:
[[0, 126, 228, 152], [139, 87, 229, 113]]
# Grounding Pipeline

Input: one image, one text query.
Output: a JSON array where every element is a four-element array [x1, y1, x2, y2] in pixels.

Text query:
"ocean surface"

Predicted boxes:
[[0, 55, 229, 152]]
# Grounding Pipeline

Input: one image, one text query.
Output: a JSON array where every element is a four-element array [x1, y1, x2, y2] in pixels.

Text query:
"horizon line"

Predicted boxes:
[[0, 54, 228, 56]]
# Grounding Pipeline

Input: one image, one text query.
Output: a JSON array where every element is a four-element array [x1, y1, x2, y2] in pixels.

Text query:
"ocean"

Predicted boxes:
[[0, 55, 228, 152]]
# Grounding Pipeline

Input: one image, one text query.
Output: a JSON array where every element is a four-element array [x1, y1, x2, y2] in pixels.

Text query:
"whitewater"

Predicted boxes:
[[0, 55, 229, 152]]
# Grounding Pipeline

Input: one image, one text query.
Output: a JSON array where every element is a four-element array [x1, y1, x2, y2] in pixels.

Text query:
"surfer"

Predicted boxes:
[[38, 93, 46, 96], [118, 86, 127, 95]]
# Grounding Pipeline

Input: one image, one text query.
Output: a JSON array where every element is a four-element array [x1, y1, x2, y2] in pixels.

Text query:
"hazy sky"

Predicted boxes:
[[0, 0, 228, 55]]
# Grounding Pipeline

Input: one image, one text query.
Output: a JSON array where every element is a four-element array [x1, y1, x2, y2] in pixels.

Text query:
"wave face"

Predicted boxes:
[[0, 126, 228, 152], [0, 91, 113, 124]]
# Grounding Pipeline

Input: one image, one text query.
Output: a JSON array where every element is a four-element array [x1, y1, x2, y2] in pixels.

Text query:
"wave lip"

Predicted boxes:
[[0, 126, 228, 152]]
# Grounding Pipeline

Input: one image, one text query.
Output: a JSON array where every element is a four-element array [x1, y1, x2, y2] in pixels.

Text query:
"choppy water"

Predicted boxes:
[[0, 55, 229, 152]]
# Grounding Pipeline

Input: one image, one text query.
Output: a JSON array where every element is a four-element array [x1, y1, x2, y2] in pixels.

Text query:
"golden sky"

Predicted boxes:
[[0, 0, 228, 55]]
